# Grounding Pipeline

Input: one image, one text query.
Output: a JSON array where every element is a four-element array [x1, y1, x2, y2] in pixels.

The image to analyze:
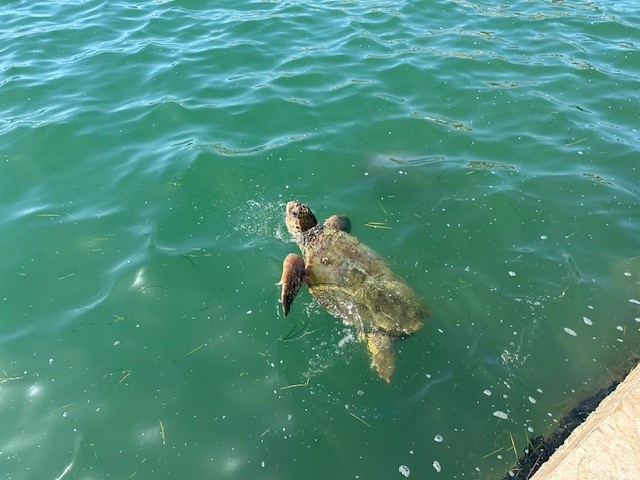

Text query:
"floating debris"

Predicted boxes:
[[563, 327, 577, 337], [434, 434, 444, 443], [583, 172, 611, 185], [399, 465, 410, 477], [0, 370, 25, 386], [433, 460, 442, 473], [410, 111, 471, 131], [171, 344, 205, 364], [583, 317, 593, 325], [487, 80, 521, 89], [159, 419, 166, 445], [493, 411, 509, 420], [468, 160, 515, 171], [364, 221, 392, 230], [280, 319, 309, 341], [349, 412, 371, 428], [119, 370, 132, 384], [280, 377, 310, 390]]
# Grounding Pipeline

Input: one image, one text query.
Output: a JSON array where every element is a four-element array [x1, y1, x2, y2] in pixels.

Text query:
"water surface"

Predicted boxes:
[[1, 1, 639, 479]]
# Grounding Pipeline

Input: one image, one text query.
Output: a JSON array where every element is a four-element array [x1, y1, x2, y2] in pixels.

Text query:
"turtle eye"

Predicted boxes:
[[291, 207, 299, 218]]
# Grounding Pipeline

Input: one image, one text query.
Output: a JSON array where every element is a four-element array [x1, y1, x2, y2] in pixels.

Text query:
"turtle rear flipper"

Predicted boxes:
[[363, 331, 396, 383], [278, 253, 305, 317]]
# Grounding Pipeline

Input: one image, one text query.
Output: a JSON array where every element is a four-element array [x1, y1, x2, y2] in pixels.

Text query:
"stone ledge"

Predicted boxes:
[[531, 363, 640, 480]]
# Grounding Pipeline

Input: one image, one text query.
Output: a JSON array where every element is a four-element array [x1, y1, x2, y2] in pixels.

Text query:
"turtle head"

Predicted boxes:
[[286, 201, 318, 234]]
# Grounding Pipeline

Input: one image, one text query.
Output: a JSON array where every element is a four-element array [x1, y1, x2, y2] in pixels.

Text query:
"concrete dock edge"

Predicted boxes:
[[530, 363, 640, 479]]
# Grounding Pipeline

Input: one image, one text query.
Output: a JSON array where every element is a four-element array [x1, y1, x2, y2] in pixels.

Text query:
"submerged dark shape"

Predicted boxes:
[[278, 201, 428, 383]]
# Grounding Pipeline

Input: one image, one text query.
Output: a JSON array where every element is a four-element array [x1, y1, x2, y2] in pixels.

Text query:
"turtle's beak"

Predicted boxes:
[[286, 202, 301, 234], [286, 201, 301, 217]]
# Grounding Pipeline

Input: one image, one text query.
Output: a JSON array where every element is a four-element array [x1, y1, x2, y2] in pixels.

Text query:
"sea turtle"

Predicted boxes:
[[278, 201, 428, 383]]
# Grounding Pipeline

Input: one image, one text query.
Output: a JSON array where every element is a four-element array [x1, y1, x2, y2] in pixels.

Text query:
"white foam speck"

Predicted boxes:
[[616, 325, 624, 331], [493, 411, 508, 420], [624, 271, 631, 277], [483, 389, 492, 396], [528, 396, 536, 404], [583, 317, 593, 325], [563, 327, 577, 336], [508, 271, 516, 277]]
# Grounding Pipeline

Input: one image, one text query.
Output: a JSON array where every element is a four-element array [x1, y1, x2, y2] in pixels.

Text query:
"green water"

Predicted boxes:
[[1, 1, 639, 478]]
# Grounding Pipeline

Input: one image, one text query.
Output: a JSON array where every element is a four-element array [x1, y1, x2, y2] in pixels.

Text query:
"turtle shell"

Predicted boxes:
[[301, 227, 427, 336]]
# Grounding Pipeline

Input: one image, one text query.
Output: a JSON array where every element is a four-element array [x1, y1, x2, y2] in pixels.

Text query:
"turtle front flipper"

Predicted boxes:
[[323, 215, 351, 232], [278, 253, 305, 317], [362, 331, 396, 383]]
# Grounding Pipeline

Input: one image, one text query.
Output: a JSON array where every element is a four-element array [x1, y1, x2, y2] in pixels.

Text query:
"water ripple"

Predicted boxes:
[[1, 1, 640, 479]]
